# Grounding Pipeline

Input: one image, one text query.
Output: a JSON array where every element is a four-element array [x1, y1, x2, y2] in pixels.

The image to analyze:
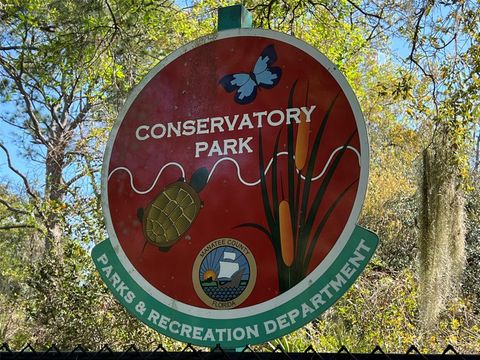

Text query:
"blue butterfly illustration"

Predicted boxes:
[[219, 44, 282, 105]]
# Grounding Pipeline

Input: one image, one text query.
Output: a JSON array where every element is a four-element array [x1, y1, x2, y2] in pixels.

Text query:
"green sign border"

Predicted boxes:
[[92, 225, 377, 347]]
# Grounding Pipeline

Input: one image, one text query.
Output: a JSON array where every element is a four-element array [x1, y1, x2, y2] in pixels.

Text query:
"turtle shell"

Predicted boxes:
[[143, 181, 202, 248]]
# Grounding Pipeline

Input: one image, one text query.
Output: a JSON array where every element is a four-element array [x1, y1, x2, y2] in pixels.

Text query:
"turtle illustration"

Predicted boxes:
[[137, 167, 209, 251]]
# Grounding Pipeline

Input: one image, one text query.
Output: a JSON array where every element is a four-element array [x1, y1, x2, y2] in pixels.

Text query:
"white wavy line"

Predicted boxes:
[[108, 163, 185, 195], [207, 146, 359, 186], [108, 146, 360, 194], [206, 153, 290, 186], [307, 146, 360, 181]]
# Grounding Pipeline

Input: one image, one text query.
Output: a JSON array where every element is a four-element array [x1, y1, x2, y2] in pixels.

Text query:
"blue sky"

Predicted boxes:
[[0, 101, 41, 190]]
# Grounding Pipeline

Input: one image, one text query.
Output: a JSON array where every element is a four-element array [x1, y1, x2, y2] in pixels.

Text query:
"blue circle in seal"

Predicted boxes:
[[199, 246, 251, 302]]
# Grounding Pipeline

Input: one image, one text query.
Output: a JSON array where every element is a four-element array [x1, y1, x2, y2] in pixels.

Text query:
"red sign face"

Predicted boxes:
[[104, 31, 367, 311]]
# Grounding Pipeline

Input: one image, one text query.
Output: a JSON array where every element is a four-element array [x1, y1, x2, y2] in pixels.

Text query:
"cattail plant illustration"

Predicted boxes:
[[240, 80, 359, 293], [279, 199, 294, 267]]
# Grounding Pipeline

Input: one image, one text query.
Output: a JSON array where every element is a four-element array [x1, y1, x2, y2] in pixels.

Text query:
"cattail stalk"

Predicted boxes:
[[279, 200, 294, 266], [295, 112, 310, 170]]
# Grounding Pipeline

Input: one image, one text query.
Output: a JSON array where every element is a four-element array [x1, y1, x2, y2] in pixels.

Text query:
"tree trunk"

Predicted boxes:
[[44, 143, 67, 260]]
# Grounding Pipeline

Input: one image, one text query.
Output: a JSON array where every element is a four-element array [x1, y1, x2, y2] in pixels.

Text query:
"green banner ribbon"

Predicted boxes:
[[92, 225, 378, 347]]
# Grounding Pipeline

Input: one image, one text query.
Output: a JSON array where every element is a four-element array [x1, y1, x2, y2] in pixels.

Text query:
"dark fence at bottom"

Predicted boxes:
[[0, 344, 478, 360]]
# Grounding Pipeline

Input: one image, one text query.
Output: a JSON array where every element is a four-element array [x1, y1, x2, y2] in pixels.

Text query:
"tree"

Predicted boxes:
[[0, 0, 212, 346], [0, 0, 213, 259], [0, 186, 32, 345], [245, 0, 480, 330], [399, 1, 479, 328]]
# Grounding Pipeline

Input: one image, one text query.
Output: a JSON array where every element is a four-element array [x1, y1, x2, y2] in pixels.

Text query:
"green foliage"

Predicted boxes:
[[0, 190, 32, 345], [0, 0, 214, 347], [462, 182, 480, 306], [358, 60, 421, 271], [23, 240, 163, 348], [246, 0, 369, 90], [257, 267, 480, 353]]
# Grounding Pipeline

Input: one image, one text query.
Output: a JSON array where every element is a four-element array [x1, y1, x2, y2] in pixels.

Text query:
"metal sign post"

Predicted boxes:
[[218, 4, 252, 30]]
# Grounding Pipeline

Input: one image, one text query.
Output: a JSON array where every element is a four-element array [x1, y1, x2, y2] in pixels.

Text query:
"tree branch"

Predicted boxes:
[[0, 117, 28, 130], [406, 0, 439, 115], [63, 168, 90, 188], [307, 0, 340, 22], [0, 198, 29, 215], [0, 144, 47, 224], [105, 0, 120, 33], [0, 57, 49, 146], [407, 0, 434, 63], [474, 127, 480, 174], [344, 0, 382, 19], [60, 73, 82, 129], [68, 101, 92, 133], [0, 46, 39, 51], [0, 224, 35, 230], [0, 143, 38, 201]]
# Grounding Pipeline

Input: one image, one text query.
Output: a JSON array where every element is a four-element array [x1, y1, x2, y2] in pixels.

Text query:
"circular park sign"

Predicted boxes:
[[92, 28, 378, 347]]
